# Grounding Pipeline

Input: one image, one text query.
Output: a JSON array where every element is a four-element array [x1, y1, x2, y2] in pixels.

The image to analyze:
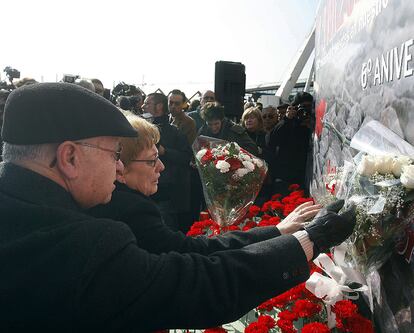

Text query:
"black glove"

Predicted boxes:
[[305, 199, 356, 258]]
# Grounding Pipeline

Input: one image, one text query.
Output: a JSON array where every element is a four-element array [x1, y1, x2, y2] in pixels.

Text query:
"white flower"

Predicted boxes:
[[196, 149, 207, 161], [235, 168, 250, 177], [375, 155, 393, 175], [392, 155, 412, 177], [253, 158, 263, 168], [357, 155, 377, 176], [242, 160, 255, 171], [400, 165, 414, 189], [215, 160, 231, 173], [240, 153, 252, 162]]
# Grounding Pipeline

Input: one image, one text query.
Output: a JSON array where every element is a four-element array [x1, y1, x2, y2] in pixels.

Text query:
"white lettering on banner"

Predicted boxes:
[[361, 38, 414, 89]]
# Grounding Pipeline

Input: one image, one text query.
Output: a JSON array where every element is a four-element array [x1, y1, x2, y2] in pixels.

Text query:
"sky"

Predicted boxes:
[[1, 0, 318, 96]]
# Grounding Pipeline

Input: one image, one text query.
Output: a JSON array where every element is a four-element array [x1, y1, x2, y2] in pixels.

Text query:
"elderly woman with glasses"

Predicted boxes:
[[88, 112, 321, 255]]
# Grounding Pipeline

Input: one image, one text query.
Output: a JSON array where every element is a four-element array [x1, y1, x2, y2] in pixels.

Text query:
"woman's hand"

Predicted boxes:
[[276, 201, 322, 235]]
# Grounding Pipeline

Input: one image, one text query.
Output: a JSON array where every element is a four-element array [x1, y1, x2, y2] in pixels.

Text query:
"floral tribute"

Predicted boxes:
[[342, 153, 414, 273], [184, 185, 374, 333], [192, 136, 268, 226]]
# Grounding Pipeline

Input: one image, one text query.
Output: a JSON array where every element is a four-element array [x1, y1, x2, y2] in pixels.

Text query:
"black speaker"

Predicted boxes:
[[215, 61, 246, 118]]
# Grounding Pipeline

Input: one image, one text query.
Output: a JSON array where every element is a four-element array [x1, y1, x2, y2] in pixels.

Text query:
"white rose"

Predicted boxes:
[[215, 160, 231, 173], [400, 165, 414, 189], [375, 155, 393, 175], [253, 158, 264, 168], [357, 155, 377, 176], [392, 155, 412, 177], [196, 149, 207, 161], [240, 153, 252, 161], [242, 160, 255, 171], [235, 168, 250, 177]]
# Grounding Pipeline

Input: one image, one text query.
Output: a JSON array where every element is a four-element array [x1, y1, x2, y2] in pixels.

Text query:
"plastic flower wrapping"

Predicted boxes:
[[342, 152, 414, 273], [311, 121, 414, 273], [192, 136, 268, 226]]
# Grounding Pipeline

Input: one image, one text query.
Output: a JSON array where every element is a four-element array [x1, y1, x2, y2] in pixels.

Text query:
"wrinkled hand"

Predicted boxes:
[[277, 201, 322, 235], [305, 200, 356, 258]]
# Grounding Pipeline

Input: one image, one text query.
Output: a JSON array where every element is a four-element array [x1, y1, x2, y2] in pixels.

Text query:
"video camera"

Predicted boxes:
[[111, 82, 141, 104], [0, 66, 21, 91], [62, 74, 80, 84]]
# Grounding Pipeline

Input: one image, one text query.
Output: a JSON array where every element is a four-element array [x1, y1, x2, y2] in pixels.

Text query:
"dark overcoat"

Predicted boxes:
[[89, 182, 282, 255], [0, 162, 309, 332]]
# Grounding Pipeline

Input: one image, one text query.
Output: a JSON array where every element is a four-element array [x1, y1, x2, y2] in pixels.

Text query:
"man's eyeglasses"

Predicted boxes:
[[262, 114, 275, 119], [169, 101, 182, 106], [130, 154, 159, 167], [75, 142, 122, 161]]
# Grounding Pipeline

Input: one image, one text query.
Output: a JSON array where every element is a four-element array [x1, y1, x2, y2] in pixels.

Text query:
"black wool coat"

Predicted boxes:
[[89, 182, 283, 255], [0, 162, 310, 332]]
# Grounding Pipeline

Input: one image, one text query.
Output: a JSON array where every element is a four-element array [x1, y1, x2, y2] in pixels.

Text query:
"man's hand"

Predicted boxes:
[[305, 200, 356, 258], [277, 201, 322, 235]]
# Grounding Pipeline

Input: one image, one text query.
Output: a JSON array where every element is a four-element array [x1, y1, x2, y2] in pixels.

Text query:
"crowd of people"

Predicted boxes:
[[0, 75, 314, 233], [0, 77, 357, 331]]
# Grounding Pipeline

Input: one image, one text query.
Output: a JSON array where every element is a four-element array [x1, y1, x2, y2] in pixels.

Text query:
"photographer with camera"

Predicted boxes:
[[268, 92, 313, 193]]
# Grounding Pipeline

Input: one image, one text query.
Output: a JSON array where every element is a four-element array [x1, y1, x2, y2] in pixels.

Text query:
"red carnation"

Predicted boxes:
[[258, 216, 281, 227], [271, 193, 283, 200], [301, 322, 330, 333], [247, 205, 261, 218], [245, 322, 269, 333], [242, 220, 257, 231], [295, 197, 314, 205], [332, 300, 357, 319], [261, 201, 273, 212], [271, 201, 284, 211], [276, 319, 296, 333], [283, 204, 297, 216], [288, 184, 301, 191], [292, 299, 322, 318], [201, 149, 214, 164], [221, 225, 240, 233], [226, 157, 243, 171], [257, 314, 276, 329], [289, 190, 305, 198], [278, 310, 298, 321]]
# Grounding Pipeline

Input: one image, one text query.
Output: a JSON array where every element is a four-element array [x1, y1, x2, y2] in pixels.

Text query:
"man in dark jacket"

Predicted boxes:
[[142, 92, 193, 231], [268, 104, 311, 188], [198, 102, 259, 155], [188, 90, 215, 131], [0, 83, 355, 332]]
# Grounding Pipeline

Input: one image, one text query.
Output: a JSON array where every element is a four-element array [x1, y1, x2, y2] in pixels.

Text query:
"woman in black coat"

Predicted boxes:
[[88, 112, 321, 255]]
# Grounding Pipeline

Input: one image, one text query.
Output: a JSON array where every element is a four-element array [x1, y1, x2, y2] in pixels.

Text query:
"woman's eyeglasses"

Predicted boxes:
[[130, 154, 159, 167]]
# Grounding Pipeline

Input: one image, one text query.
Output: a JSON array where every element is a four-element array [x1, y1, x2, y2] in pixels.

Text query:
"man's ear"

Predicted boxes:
[[116, 166, 127, 184], [55, 141, 79, 179]]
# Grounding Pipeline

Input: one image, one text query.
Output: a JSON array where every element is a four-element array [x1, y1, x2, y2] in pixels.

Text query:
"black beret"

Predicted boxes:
[[1, 82, 137, 144]]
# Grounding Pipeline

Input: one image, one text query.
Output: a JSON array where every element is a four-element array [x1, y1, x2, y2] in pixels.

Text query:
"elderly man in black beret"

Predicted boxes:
[[0, 83, 355, 331]]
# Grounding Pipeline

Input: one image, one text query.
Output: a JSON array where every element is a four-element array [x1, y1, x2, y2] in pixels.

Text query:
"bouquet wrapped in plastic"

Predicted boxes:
[[192, 136, 268, 226], [341, 121, 414, 273]]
